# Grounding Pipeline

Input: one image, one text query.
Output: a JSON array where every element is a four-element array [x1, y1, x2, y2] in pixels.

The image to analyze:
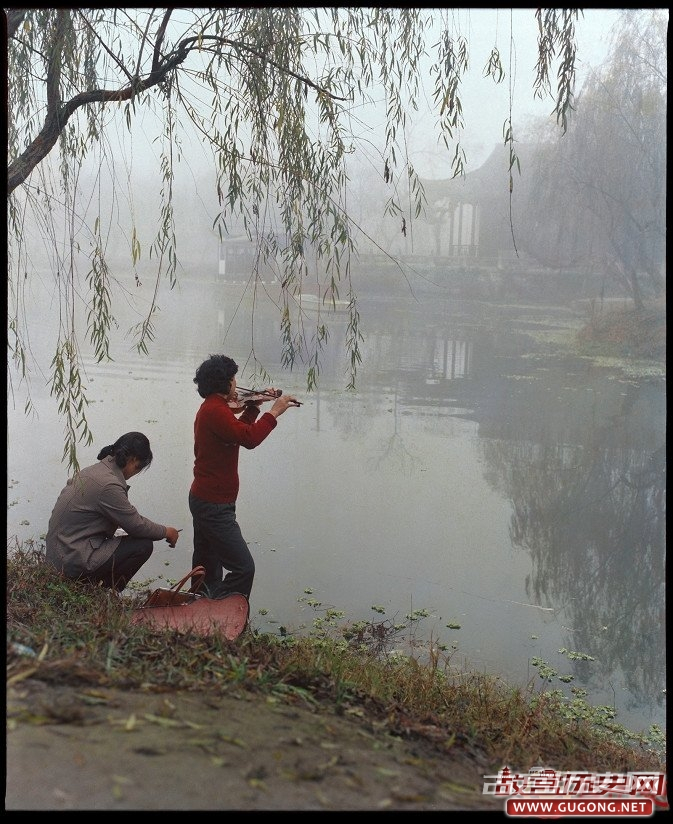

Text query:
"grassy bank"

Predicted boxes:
[[7, 541, 665, 775]]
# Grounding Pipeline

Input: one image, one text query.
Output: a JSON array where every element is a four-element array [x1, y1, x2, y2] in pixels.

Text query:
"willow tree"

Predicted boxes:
[[6, 7, 582, 470], [514, 9, 666, 310]]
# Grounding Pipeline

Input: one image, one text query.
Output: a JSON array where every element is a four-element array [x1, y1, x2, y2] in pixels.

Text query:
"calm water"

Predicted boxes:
[[7, 278, 666, 736]]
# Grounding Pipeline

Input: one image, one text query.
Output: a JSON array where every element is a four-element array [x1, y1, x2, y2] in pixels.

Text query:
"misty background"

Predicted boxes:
[[7, 8, 666, 740]]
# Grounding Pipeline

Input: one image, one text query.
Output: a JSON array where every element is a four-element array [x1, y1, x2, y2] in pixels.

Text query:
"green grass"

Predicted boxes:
[[7, 540, 665, 773]]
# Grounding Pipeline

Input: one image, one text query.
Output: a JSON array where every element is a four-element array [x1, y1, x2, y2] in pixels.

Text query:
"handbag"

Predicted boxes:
[[142, 566, 207, 607], [131, 566, 249, 640]]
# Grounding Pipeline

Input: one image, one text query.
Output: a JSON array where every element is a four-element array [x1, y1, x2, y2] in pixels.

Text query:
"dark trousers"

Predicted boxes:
[[83, 536, 153, 592], [189, 492, 255, 598]]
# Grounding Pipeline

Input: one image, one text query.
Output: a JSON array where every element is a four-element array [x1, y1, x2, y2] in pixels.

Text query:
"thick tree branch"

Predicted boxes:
[[5, 9, 27, 39], [7, 38, 190, 195], [152, 9, 173, 73], [7, 25, 348, 195]]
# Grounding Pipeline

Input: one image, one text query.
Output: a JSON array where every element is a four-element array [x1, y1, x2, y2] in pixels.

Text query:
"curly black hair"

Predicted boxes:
[[194, 354, 238, 398]]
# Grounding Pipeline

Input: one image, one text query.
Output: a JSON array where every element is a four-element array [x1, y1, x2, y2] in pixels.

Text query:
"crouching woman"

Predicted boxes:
[[46, 431, 181, 592]]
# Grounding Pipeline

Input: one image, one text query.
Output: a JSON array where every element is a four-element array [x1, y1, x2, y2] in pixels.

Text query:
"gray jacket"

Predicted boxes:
[[46, 455, 167, 578]]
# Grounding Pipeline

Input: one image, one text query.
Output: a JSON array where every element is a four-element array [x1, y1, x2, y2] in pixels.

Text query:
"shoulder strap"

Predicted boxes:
[[141, 566, 207, 608], [172, 566, 206, 594], [189, 566, 206, 594]]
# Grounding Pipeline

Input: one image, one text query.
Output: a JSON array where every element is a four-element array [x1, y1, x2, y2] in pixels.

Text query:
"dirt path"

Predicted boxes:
[[6, 679, 505, 811]]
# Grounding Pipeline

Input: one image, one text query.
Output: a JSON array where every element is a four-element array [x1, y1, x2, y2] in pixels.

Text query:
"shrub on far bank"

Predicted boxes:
[[577, 299, 665, 360]]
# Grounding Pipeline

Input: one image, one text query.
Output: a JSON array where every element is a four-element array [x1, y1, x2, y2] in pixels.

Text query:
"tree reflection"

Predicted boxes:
[[213, 291, 665, 718], [369, 383, 422, 473], [480, 418, 665, 713]]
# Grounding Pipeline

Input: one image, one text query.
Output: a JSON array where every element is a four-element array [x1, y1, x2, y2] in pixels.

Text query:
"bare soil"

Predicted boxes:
[[6, 678, 506, 812]]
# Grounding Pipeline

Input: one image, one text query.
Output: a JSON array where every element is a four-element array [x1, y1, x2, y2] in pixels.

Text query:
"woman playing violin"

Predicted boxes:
[[189, 354, 300, 600]]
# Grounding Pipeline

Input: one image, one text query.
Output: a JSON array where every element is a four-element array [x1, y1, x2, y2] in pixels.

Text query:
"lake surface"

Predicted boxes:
[[7, 277, 666, 737]]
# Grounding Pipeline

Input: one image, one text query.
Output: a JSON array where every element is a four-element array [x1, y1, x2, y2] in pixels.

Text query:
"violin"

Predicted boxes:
[[228, 386, 301, 414]]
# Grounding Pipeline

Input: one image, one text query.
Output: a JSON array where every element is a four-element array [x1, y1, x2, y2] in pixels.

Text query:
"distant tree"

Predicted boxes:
[[6, 7, 583, 469], [517, 9, 666, 309]]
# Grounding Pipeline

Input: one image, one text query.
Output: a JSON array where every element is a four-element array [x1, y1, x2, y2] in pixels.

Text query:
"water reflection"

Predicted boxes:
[[465, 343, 665, 723], [6, 280, 665, 736], [483, 432, 665, 712], [227, 288, 664, 734], [431, 336, 472, 380]]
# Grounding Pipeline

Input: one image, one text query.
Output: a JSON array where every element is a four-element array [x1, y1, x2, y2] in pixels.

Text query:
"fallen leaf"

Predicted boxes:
[[375, 767, 399, 777], [79, 690, 112, 705], [215, 731, 248, 748], [7, 667, 38, 686], [143, 713, 203, 729]]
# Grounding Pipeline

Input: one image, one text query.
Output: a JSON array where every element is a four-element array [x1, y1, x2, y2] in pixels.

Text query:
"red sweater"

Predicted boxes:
[[190, 394, 277, 503]]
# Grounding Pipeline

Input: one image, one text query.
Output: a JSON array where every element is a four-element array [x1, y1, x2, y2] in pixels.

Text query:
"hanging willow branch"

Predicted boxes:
[[7, 8, 581, 471]]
